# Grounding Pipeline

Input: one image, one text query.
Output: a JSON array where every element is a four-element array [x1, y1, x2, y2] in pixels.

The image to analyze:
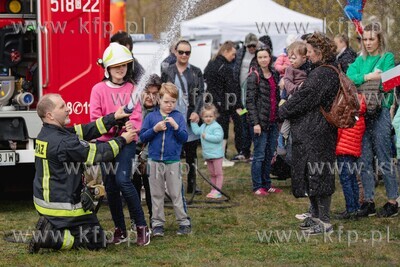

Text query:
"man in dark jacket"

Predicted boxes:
[[161, 43, 177, 75], [161, 40, 204, 194], [231, 33, 259, 161], [30, 94, 135, 253], [204, 41, 243, 167], [334, 34, 357, 73]]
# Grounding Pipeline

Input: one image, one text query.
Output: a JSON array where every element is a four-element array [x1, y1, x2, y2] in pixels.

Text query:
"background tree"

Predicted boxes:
[[126, 0, 399, 60]]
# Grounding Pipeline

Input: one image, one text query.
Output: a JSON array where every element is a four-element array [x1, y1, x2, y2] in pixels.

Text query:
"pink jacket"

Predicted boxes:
[[283, 66, 307, 95], [90, 81, 142, 142], [274, 53, 291, 76]]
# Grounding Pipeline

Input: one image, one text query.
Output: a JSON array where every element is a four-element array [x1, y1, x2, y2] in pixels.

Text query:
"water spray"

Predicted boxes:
[[124, 0, 201, 114]]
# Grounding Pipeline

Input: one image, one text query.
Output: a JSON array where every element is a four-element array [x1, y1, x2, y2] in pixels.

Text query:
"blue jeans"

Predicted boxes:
[[102, 141, 146, 230], [358, 108, 399, 201], [251, 123, 278, 191], [337, 155, 360, 213]]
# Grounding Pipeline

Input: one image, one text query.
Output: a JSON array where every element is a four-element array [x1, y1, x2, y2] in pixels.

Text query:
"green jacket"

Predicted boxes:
[[346, 52, 395, 108]]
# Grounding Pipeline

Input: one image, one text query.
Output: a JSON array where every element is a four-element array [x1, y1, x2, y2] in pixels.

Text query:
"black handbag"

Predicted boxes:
[[357, 56, 382, 117], [357, 80, 382, 117]]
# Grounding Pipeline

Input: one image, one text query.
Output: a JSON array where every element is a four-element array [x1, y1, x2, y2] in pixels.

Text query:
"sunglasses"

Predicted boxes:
[[177, 50, 191, 56], [247, 44, 256, 48]]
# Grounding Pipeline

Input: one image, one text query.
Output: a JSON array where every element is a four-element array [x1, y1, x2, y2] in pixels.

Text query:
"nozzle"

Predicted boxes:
[[123, 106, 133, 114]]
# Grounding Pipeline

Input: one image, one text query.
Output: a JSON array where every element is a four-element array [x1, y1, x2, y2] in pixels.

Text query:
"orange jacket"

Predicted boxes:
[[336, 94, 367, 157]]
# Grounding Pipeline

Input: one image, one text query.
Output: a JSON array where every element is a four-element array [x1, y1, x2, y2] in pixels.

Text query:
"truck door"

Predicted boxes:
[[40, 0, 110, 124]]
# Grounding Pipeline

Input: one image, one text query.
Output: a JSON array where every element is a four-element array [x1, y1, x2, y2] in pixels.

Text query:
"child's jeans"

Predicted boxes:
[[337, 155, 360, 213]]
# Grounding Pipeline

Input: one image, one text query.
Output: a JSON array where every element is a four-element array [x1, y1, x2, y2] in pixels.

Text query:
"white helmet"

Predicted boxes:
[[101, 43, 133, 78]]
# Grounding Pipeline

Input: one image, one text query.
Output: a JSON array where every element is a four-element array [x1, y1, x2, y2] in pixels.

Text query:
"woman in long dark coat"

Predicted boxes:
[[279, 33, 339, 235]]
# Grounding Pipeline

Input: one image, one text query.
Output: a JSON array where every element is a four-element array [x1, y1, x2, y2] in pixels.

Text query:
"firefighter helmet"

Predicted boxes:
[[101, 43, 133, 78]]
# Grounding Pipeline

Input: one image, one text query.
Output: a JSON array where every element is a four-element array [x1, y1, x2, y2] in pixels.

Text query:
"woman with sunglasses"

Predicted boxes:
[[246, 46, 282, 196], [161, 40, 205, 195], [279, 32, 339, 235]]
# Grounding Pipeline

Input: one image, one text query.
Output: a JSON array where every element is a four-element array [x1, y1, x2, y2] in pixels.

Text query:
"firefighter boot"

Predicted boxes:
[[136, 226, 150, 246], [28, 217, 73, 253]]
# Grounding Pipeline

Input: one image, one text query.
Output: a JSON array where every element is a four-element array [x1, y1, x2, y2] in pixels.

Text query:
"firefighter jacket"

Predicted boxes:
[[33, 113, 126, 229]]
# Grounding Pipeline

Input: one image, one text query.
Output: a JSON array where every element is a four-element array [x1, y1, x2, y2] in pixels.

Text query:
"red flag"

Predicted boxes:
[[381, 65, 400, 91]]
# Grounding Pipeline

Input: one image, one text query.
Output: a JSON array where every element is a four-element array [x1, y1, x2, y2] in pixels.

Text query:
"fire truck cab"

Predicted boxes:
[[0, 0, 110, 171]]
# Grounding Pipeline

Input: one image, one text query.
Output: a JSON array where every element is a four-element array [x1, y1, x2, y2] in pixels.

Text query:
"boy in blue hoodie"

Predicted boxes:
[[140, 82, 191, 236]]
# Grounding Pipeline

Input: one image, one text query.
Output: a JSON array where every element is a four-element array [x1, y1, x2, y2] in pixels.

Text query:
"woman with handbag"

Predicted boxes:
[[347, 22, 399, 218]]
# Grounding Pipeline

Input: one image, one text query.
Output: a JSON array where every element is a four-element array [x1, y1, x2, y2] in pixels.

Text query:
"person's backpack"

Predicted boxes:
[[320, 65, 360, 128], [241, 67, 260, 107]]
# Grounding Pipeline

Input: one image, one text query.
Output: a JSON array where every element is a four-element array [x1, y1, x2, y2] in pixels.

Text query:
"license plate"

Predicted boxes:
[[0, 152, 16, 166]]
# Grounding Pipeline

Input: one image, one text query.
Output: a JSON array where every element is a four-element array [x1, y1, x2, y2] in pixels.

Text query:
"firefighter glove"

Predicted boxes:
[[81, 187, 95, 212]]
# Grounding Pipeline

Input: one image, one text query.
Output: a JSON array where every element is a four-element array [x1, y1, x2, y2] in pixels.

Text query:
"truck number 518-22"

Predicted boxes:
[[51, 0, 100, 13]]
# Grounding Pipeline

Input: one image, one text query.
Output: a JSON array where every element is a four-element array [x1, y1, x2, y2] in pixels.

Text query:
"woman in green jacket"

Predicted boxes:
[[347, 22, 399, 218]]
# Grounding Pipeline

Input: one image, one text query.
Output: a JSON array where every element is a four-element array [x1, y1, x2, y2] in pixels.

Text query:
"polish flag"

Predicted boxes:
[[382, 65, 400, 91]]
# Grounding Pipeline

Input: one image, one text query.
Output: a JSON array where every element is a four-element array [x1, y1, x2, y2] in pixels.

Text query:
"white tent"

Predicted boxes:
[[181, 0, 324, 56]]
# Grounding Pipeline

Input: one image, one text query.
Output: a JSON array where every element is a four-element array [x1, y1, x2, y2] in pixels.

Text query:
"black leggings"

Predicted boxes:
[[183, 140, 199, 192], [309, 195, 332, 223], [217, 110, 244, 154]]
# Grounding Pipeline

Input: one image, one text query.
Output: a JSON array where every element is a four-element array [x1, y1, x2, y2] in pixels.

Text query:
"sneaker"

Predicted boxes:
[[206, 191, 222, 199], [231, 153, 246, 162], [295, 212, 311, 221], [136, 226, 151, 246], [188, 188, 203, 195], [177, 225, 192, 235], [222, 158, 235, 167], [377, 202, 399, 218], [335, 210, 357, 220], [253, 188, 268, 196], [112, 227, 128, 245], [266, 186, 283, 193], [303, 223, 333, 235], [299, 217, 318, 230], [356, 202, 376, 217], [152, 226, 164, 237]]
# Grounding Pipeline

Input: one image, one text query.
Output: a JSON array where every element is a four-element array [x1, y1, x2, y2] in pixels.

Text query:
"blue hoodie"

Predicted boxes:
[[140, 107, 188, 161], [191, 120, 224, 160]]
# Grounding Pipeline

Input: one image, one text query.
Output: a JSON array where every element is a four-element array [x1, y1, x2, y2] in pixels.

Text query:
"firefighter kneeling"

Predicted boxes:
[[29, 93, 136, 253]]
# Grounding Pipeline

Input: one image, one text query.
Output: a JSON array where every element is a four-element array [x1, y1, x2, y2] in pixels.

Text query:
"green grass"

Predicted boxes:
[[1, 133, 400, 266]]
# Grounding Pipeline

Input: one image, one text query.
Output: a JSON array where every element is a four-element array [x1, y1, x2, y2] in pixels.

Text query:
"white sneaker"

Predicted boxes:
[[295, 212, 311, 221], [222, 158, 235, 167]]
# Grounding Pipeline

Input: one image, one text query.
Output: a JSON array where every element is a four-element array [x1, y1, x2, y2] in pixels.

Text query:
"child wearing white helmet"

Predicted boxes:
[[90, 43, 150, 246]]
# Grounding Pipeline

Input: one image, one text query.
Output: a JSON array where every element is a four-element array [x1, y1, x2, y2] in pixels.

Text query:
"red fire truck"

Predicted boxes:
[[0, 0, 110, 173]]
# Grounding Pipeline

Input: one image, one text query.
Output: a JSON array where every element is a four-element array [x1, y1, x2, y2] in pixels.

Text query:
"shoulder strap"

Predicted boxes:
[[369, 56, 383, 73], [174, 65, 188, 95], [320, 64, 340, 75], [248, 67, 260, 84]]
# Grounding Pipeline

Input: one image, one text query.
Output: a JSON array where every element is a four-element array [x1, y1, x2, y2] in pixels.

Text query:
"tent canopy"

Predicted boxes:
[[181, 0, 324, 55]]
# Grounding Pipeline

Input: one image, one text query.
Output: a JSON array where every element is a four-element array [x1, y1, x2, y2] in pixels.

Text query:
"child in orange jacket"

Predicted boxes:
[[335, 94, 366, 219]]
